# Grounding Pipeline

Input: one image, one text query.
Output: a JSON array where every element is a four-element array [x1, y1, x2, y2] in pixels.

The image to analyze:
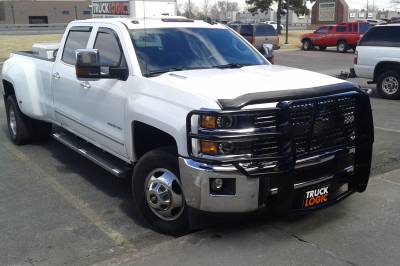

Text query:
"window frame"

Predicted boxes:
[[61, 26, 92, 65], [93, 27, 127, 68]]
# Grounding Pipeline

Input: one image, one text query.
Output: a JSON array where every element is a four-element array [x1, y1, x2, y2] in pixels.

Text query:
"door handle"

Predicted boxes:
[[52, 72, 60, 80], [80, 81, 91, 90]]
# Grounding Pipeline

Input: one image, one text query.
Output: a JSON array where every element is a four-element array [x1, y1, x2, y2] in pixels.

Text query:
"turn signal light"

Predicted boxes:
[[200, 140, 218, 155], [200, 115, 216, 128]]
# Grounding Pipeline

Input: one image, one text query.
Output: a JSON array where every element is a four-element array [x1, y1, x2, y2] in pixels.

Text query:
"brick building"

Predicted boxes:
[[0, 0, 92, 24]]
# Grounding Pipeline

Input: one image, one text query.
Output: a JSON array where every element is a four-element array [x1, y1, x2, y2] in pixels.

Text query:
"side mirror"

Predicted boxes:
[[76, 49, 101, 80], [75, 49, 129, 81]]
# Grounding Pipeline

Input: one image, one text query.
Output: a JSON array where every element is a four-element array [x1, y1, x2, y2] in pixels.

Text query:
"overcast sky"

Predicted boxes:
[[177, 0, 398, 11]]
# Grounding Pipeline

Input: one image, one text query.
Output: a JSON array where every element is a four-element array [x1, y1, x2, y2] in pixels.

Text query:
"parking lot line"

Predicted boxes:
[[375, 126, 400, 135], [2, 142, 132, 248]]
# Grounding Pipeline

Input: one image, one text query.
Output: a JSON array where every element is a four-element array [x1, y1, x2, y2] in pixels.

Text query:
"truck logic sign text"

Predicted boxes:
[[92, 1, 130, 16]]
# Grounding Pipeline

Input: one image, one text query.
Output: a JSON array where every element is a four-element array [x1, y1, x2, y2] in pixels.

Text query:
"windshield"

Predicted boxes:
[[130, 28, 267, 77]]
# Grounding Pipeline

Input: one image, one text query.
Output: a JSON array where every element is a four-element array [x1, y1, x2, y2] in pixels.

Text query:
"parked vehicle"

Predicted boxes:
[[228, 23, 280, 51], [262, 21, 285, 32], [301, 22, 371, 52], [2, 17, 374, 235], [354, 24, 400, 99]]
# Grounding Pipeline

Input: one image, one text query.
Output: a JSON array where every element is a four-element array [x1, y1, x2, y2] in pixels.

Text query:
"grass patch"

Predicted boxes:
[[0, 34, 62, 63], [279, 30, 313, 49]]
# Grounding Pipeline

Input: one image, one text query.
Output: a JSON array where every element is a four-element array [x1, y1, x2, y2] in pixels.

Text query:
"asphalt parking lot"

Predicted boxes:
[[1, 50, 400, 266]]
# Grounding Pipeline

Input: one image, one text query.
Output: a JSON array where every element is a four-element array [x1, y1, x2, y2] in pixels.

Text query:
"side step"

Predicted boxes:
[[53, 132, 131, 178]]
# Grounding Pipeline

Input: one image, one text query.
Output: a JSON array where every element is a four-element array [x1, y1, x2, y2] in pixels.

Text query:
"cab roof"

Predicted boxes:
[[71, 17, 227, 30]]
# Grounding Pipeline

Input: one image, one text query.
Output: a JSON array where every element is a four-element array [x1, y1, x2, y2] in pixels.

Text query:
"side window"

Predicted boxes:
[[336, 26, 346, 32], [348, 24, 353, 32], [255, 25, 277, 36], [94, 28, 125, 67], [359, 26, 400, 47], [354, 23, 358, 33], [240, 25, 254, 37], [315, 27, 328, 34], [62, 27, 92, 65], [359, 22, 370, 34]]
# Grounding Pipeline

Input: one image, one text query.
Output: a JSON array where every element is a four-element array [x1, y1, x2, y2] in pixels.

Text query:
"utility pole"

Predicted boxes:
[[188, 0, 191, 18], [366, 0, 369, 19], [11, 3, 15, 24], [285, 0, 289, 44]]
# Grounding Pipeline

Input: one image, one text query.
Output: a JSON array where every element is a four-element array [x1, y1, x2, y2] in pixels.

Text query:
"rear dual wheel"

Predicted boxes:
[[5, 95, 52, 145]]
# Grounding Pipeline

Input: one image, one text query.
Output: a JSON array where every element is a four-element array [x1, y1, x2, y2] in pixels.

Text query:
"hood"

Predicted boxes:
[[151, 65, 349, 106]]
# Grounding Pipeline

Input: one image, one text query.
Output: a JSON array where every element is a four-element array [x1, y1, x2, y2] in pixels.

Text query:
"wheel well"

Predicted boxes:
[[374, 62, 400, 82], [133, 121, 178, 159], [2, 80, 15, 101], [302, 38, 311, 43], [337, 39, 347, 45]]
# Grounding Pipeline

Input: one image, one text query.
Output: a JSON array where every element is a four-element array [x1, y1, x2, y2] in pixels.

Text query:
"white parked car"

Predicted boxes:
[[354, 24, 400, 99], [1, 17, 374, 235], [263, 21, 285, 32]]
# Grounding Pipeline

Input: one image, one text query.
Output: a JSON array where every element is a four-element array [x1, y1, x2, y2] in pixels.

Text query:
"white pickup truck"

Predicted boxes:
[[1, 17, 374, 235]]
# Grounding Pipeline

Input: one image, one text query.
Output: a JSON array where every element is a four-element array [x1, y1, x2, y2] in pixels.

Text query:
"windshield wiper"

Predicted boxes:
[[145, 67, 185, 77], [211, 63, 252, 69]]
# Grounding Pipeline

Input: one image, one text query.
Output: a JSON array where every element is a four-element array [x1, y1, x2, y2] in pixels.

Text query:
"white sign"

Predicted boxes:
[[92, 1, 130, 16], [319, 2, 335, 22]]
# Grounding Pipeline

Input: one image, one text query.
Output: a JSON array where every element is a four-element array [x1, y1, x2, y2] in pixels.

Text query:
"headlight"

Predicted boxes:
[[200, 115, 235, 129]]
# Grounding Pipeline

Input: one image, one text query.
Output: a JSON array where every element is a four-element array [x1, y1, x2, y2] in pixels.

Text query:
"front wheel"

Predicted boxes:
[[377, 71, 400, 100], [302, 39, 313, 51], [132, 147, 189, 235]]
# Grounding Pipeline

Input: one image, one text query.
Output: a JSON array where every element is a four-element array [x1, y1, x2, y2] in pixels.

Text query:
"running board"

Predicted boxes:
[[53, 132, 131, 178]]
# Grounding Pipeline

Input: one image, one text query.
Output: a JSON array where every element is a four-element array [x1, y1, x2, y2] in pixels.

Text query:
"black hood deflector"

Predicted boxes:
[[218, 82, 360, 110]]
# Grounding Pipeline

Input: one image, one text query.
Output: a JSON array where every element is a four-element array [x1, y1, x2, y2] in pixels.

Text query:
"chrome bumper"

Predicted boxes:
[[179, 149, 356, 213], [179, 157, 260, 213]]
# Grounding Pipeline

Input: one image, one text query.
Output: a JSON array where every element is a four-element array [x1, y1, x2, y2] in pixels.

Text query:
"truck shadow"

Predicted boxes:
[[3, 123, 349, 237], [40, 139, 150, 229]]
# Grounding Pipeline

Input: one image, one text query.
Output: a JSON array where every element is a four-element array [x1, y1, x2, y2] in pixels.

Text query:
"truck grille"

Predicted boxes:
[[289, 94, 357, 158]]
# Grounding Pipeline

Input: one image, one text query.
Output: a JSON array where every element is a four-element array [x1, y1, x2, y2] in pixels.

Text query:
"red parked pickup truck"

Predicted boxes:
[[301, 22, 371, 52]]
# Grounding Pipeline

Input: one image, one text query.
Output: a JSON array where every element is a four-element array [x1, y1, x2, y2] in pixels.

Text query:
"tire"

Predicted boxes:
[[132, 147, 189, 236], [5, 95, 52, 145], [377, 71, 400, 100], [302, 39, 313, 51], [336, 40, 348, 53], [5, 95, 32, 145], [319, 46, 327, 51]]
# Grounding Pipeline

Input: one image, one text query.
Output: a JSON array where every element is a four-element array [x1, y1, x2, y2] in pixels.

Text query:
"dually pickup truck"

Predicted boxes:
[[1, 17, 374, 235]]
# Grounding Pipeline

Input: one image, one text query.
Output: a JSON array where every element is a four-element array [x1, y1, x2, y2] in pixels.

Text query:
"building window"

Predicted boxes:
[[83, 10, 91, 15], [29, 16, 48, 24], [62, 10, 70, 15]]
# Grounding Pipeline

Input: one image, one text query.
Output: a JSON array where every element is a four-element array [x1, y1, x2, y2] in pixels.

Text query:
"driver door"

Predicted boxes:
[[75, 26, 129, 158]]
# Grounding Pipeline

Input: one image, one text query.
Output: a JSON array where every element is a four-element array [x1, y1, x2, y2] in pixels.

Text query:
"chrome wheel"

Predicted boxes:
[[8, 106, 17, 137], [382, 76, 399, 95], [145, 168, 184, 221]]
